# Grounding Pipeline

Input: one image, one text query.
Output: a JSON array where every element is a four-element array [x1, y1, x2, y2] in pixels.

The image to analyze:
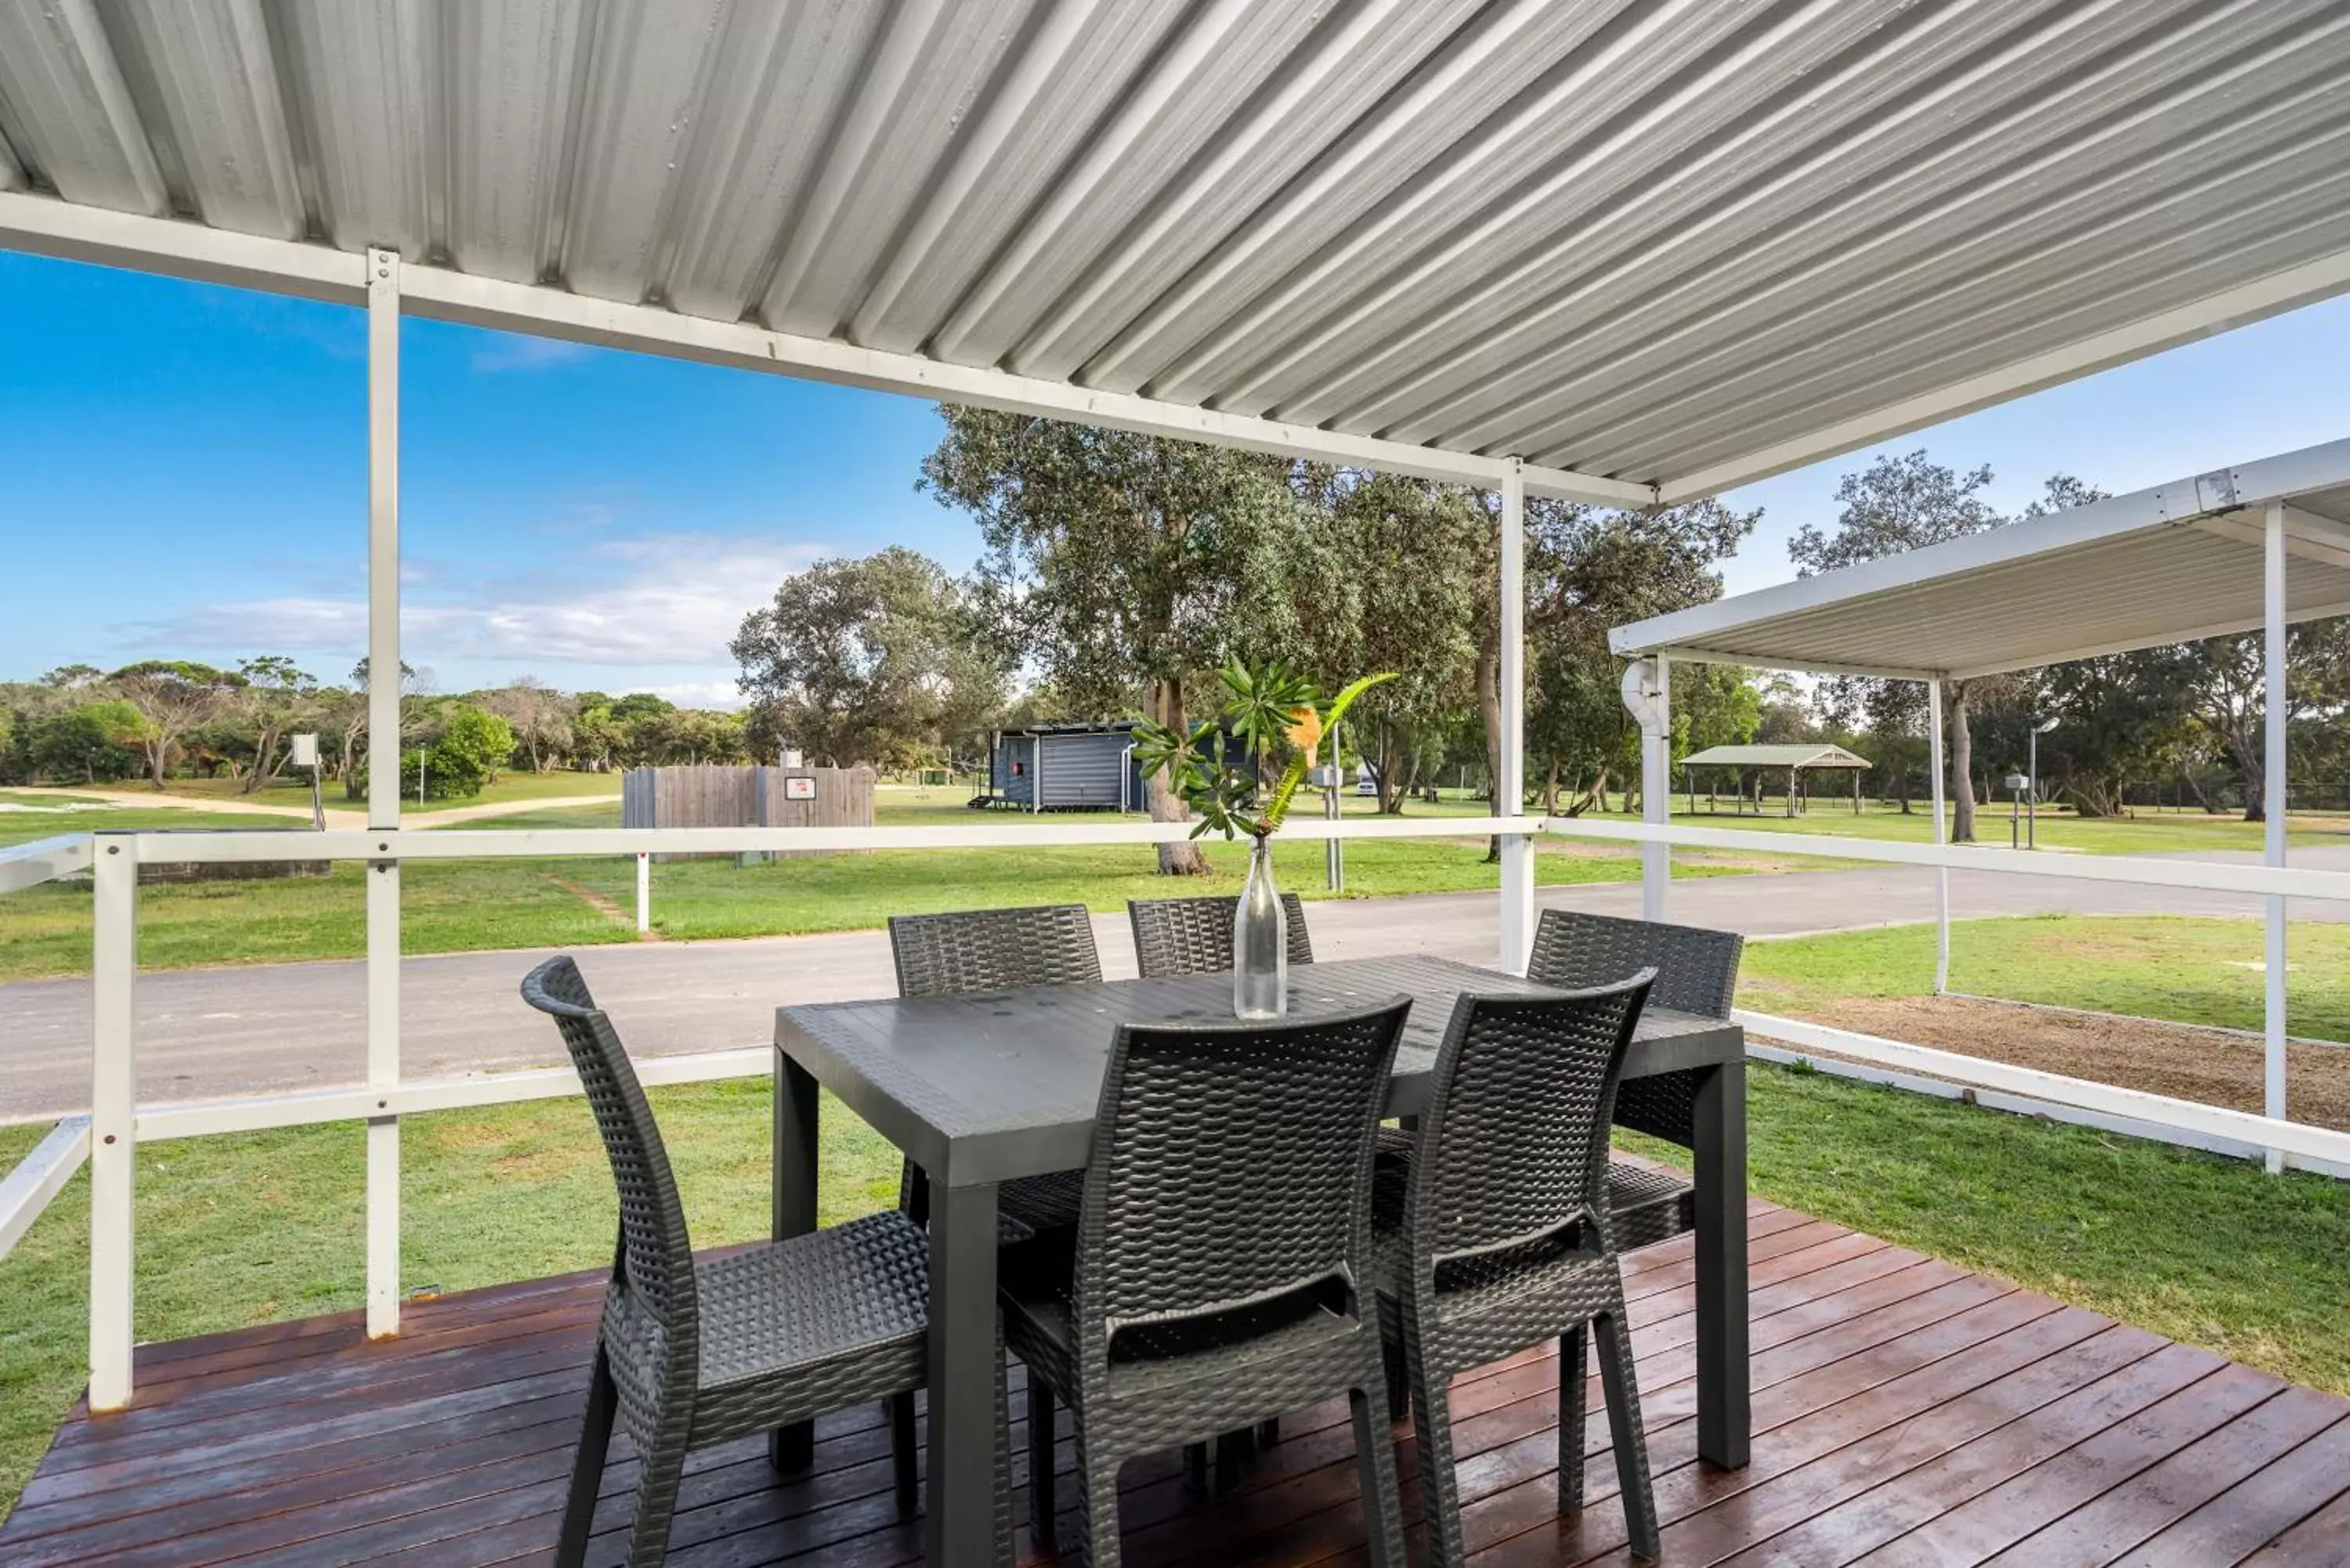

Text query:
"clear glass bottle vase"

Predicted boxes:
[[1232, 834, 1288, 1020]]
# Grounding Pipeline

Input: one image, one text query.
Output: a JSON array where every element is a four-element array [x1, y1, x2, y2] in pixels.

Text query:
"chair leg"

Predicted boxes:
[[1255, 1415, 1281, 1448], [889, 1389, 920, 1523], [555, 1346, 617, 1568], [1028, 1377, 1058, 1553], [1075, 1431, 1123, 1568], [1559, 1322, 1589, 1510], [1594, 1302, 1661, 1563], [1350, 1378, 1409, 1568], [995, 1331, 1016, 1568], [1408, 1348, 1469, 1568], [1184, 1440, 1208, 1493], [1217, 1429, 1253, 1493], [623, 1431, 689, 1568]]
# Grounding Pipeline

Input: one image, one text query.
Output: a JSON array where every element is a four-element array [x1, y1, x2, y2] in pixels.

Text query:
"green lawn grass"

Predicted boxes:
[[1741, 914, 2350, 1039], [1634, 798, 2343, 857], [5, 1062, 2345, 1523]]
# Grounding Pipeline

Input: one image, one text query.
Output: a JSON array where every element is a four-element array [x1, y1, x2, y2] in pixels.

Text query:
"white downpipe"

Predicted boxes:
[[87, 838, 136, 1411], [2265, 500, 2289, 1174], [1641, 655, 1670, 920], [364, 247, 402, 1336], [1927, 677, 1949, 995], [1497, 459, 1534, 973]]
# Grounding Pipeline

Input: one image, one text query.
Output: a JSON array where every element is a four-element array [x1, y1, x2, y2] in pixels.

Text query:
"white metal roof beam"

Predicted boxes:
[[1651, 244, 2350, 504], [0, 188, 1650, 505], [1647, 646, 1942, 682], [2193, 507, 2350, 572]]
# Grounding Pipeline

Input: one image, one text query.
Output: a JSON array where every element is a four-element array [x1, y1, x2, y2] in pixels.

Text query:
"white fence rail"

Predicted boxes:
[[0, 832, 92, 895], [0, 1116, 89, 1262], [3, 811, 2346, 1411]]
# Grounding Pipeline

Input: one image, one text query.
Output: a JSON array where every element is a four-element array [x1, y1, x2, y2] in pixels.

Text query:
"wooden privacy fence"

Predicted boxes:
[[621, 764, 875, 860]]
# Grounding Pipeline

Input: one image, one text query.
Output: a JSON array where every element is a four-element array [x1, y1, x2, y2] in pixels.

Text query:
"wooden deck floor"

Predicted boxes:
[[3, 1198, 2346, 1567]]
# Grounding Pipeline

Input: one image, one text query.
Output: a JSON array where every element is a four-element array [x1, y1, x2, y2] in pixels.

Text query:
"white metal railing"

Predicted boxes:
[[0, 832, 92, 895], [8, 810, 2350, 1414], [0, 1116, 89, 1259]]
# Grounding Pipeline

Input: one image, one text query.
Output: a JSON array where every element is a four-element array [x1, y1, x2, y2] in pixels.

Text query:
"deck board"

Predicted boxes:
[[2, 1199, 2343, 1567]]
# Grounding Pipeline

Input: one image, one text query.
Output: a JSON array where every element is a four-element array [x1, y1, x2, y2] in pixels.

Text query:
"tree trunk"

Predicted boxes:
[[1948, 682, 1976, 843], [1144, 676, 1210, 875], [1376, 721, 1405, 815], [1477, 630, 1502, 862], [1543, 754, 1560, 815]]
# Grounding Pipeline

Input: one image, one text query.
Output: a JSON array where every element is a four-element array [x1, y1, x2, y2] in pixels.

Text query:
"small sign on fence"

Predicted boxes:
[[784, 775, 817, 800]]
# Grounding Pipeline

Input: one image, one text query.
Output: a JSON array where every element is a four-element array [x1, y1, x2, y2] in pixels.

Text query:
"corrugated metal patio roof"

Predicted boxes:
[[2, 0, 2348, 502], [1611, 435, 2350, 680]]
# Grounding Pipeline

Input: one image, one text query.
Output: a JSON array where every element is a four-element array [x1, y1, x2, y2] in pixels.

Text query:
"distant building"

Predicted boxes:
[[986, 721, 1146, 811]]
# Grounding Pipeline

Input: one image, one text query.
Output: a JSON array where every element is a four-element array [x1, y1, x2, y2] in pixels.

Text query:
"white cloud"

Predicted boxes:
[[469, 336, 598, 373], [129, 532, 824, 676]]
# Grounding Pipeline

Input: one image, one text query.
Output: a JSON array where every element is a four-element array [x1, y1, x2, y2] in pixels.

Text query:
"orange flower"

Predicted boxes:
[[1283, 705, 1324, 761]]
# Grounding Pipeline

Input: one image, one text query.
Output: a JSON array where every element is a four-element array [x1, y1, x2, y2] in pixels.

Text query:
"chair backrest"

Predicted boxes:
[[1074, 999, 1412, 1363], [888, 904, 1103, 997], [1127, 892, 1313, 979], [1403, 975, 1654, 1288], [519, 956, 697, 1339], [1527, 909, 1742, 1020]]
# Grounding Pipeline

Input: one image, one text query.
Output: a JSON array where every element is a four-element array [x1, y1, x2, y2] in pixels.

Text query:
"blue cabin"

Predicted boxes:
[[987, 721, 1148, 811]]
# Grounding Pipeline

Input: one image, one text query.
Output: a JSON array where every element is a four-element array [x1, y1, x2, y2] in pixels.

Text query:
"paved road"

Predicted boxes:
[[5, 848, 2344, 1121]]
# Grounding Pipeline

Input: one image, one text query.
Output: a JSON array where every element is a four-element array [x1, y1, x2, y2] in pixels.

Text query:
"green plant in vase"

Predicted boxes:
[[1133, 659, 1395, 1017]]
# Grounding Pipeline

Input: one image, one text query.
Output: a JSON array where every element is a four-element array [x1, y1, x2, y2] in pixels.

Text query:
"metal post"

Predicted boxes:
[[88, 835, 136, 1411], [636, 851, 651, 934], [365, 246, 403, 1336], [1497, 459, 1534, 973], [1640, 655, 1670, 919], [1324, 757, 1343, 892], [1928, 677, 1950, 995], [2027, 727, 2039, 850], [2264, 500, 2289, 1173]]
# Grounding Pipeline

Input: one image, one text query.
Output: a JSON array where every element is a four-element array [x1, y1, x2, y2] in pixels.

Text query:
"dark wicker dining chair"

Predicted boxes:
[[520, 956, 1007, 1568], [1003, 1000, 1415, 1568], [1527, 909, 1744, 1253], [1126, 891, 1313, 977], [888, 903, 1104, 1247], [1127, 888, 1317, 1469], [1370, 975, 1663, 1566]]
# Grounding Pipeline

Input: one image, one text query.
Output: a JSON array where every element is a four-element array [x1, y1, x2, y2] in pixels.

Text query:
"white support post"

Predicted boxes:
[[1927, 677, 1950, 995], [88, 836, 136, 1411], [2264, 500, 2289, 1174], [1640, 655, 1671, 920], [365, 247, 403, 1335], [636, 851, 651, 934], [1498, 459, 1535, 973]]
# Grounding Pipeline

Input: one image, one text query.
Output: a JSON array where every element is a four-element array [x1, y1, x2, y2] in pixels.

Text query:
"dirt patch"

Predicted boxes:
[[1767, 994, 2350, 1133], [543, 874, 659, 940]]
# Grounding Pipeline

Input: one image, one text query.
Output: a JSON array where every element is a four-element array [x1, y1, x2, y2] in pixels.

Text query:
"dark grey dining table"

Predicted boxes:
[[770, 952, 1748, 1568]]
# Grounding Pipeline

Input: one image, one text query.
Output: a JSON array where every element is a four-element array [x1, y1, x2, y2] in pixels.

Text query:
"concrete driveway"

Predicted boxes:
[[5, 848, 2343, 1122]]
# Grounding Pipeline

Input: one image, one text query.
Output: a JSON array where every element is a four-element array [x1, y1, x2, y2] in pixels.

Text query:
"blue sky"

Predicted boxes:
[[3, 248, 2348, 704]]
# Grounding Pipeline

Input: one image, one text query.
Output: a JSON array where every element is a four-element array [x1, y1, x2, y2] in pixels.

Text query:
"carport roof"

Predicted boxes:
[[2, 2, 2348, 503], [1611, 435, 2350, 681]]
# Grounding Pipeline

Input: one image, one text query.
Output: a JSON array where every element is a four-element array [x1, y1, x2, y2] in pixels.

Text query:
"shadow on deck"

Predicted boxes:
[[2, 1198, 2346, 1566]]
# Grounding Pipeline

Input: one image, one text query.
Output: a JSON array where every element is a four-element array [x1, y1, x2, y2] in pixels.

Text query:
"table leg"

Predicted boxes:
[[1692, 1058, 1751, 1469], [770, 1052, 819, 1472], [927, 1178, 1000, 1568]]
